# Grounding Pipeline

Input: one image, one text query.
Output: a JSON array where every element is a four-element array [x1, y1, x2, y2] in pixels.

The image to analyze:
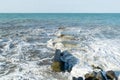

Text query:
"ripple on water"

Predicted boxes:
[[0, 60, 16, 77]]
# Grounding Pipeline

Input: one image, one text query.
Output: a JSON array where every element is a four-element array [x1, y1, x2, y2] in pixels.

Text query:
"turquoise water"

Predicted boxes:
[[0, 13, 120, 28]]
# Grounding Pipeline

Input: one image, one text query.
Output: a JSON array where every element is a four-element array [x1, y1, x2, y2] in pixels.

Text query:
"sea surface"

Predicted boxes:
[[0, 13, 120, 80]]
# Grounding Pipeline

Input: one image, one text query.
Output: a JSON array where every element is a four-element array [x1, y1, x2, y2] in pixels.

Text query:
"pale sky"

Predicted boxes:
[[0, 0, 120, 13]]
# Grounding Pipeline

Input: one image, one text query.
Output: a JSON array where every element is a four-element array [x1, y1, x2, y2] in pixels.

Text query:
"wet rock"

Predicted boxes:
[[59, 34, 75, 40], [51, 61, 64, 72], [60, 50, 78, 72], [106, 70, 118, 80], [91, 65, 103, 71], [84, 70, 118, 80], [96, 71, 105, 80], [51, 49, 78, 72], [73, 77, 83, 80], [53, 49, 61, 61], [85, 71, 97, 80], [51, 49, 65, 72]]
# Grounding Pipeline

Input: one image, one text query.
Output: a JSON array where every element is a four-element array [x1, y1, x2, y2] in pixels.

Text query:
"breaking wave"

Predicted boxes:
[[0, 14, 120, 80]]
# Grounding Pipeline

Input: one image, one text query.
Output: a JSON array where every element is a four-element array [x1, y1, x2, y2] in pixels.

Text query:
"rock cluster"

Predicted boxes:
[[51, 49, 118, 80], [84, 70, 117, 80]]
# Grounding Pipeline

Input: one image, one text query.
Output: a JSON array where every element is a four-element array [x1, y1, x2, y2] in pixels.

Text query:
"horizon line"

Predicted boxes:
[[0, 12, 120, 14]]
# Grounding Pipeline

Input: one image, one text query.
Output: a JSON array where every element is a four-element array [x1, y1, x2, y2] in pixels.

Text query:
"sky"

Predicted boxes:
[[0, 0, 120, 13]]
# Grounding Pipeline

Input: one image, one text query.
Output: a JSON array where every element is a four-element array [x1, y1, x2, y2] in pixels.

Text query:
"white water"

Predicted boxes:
[[47, 26, 120, 79], [0, 26, 120, 80]]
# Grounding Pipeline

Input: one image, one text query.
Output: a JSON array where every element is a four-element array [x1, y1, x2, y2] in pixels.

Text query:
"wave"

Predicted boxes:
[[0, 24, 120, 80]]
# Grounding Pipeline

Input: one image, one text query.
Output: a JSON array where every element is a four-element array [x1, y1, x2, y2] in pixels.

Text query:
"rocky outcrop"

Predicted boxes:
[[51, 49, 118, 80], [51, 49, 78, 72]]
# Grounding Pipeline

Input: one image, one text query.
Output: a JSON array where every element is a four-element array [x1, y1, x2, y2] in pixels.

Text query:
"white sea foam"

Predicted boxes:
[[0, 25, 120, 80], [47, 26, 120, 80]]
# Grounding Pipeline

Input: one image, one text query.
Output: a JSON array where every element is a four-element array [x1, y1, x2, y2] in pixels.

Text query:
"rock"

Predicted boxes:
[[106, 70, 118, 80], [53, 49, 61, 62], [84, 70, 118, 80], [51, 49, 78, 72], [51, 61, 64, 72], [96, 71, 105, 80], [77, 77, 84, 80], [91, 65, 103, 71], [59, 34, 75, 40], [73, 77, 83, 80], [85, 71, 97, 80], [51, 49, 65, 72], [60, 50, 78, 72]]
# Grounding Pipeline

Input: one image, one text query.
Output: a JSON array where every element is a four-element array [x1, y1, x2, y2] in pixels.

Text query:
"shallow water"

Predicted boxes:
[[0, 13, 120, 80]]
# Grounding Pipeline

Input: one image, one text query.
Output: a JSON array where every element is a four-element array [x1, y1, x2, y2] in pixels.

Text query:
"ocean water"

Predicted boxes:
[[0, 13, 120, 80]]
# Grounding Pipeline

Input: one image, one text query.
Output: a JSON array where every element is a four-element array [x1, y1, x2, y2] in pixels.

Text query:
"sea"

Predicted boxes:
[[0, 13, 120, 80]]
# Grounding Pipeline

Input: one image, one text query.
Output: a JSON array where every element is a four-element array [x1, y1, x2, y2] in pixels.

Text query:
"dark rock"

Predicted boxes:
[[84, 70, 118, 80], [91, 65, 103, 71], [52, 49, 65, 72], [60, 50, 78, 72], [73, 77, 77, 80], [51, 61, 64, 72], [85, 72, 97, 80], [78, 77, 83, 80], [96, 71, 105, 80], [106, 70, 118, 80], [53, 49, 61, 62], [73, 77, 83, 80], [51, 49, 78, 72]]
